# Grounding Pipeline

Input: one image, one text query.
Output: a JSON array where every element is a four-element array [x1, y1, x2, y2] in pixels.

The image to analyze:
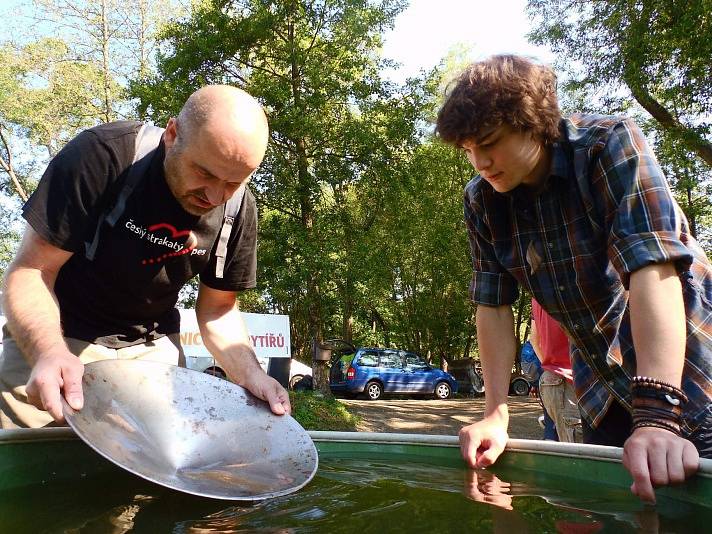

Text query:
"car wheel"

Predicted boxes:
[[293, 375, 313, 391], [365, 381, 383, 401], [511, 377, 530, 396], [204, 366, 227, 380], [434, 381, 452, 400], [289, 375, 304, 389]]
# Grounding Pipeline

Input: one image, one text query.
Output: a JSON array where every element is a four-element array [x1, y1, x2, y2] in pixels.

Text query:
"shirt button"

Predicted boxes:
[[548, 242, 554, 248], [574, 324, 581, 330], [558, 285, 565, 291]]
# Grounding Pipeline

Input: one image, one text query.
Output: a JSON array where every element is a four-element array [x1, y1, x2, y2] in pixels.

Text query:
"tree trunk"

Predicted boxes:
[[137, 0, 149, 78], [0, 125, 29, 202], [100, 0, 113, 122], [312, 359, 331, 396], [513, 294, 528, 373], [287, 10, 330, 398], [686, 185, 698, 238], [342, 281, 354, 344]]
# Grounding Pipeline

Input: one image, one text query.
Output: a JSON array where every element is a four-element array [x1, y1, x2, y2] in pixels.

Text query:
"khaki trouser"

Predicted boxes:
[[0, 333, 185, 429], [539, 369, 582, 443]]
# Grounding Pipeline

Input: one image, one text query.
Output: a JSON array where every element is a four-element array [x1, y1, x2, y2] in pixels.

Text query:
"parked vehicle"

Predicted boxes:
[[509, 374, 532, 396], [289, 360, 313, 390], [329, 347, 458, 400], [448, 359, 531, 397]]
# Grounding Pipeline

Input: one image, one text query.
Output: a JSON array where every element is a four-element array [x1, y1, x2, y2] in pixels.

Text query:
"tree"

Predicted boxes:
[[528, 0, 712, 168], [365, 136, 475, 366], [0, 196, 22, 280], [0, 0, 182, 272], [0, 37, 113, 201], [28, 0, 181, 121], [647, 121, 712, 251]]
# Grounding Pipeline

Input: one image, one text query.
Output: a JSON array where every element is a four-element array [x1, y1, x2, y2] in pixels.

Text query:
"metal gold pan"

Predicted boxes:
[[62, 359, 318, 500]]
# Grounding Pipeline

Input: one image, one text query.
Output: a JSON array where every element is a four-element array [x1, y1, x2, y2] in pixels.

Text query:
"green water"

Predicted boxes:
[[1, 456, 710, 533]]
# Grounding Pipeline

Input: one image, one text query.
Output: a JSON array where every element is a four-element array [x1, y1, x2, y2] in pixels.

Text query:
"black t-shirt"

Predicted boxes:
[[22, 121, 257, 348]]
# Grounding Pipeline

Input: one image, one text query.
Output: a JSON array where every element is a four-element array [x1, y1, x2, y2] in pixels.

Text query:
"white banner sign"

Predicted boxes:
[[178, 309, 291, 360]]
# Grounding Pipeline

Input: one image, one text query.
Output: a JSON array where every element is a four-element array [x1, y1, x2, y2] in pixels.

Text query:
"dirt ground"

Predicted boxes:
[[337, 395, 544, 439]]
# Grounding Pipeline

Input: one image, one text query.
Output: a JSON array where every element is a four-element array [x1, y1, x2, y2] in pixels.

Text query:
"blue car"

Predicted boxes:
[[329, 347, 458, 400]]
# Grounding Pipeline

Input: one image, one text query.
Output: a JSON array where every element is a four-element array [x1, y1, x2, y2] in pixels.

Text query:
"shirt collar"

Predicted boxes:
[[549, 141, 570, 183]]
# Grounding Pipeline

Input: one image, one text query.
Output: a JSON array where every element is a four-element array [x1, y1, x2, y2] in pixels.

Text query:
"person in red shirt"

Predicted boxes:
[[530, 298, 581, 442]]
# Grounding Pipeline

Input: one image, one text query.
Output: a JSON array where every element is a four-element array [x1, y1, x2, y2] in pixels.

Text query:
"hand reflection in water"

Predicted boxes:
[[462, 469, 662, 534], [462, 469, 513, 510]]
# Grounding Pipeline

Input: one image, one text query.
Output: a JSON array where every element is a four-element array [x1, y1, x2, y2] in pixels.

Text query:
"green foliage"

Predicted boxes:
[[528, 0, 712, 246], [361, 135, 476, 363], [131, 1, 495, 365], [528, 0, 712, 167], [289, 391, 360, 431], [647, 121, 712, 249], [0, 37, 114, 158], [0, 0, 185, 261], [0, 199, 22, 281], [15, 0, 709, 372], [134, 0, 427, 359]]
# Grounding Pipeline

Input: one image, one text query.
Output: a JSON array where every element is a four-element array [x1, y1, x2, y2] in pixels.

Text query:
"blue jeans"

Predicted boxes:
[[542, 407, 558, 441]]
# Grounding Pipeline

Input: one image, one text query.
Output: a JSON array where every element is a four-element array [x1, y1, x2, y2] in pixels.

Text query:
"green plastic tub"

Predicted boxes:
[[1, 428, 711, 532]]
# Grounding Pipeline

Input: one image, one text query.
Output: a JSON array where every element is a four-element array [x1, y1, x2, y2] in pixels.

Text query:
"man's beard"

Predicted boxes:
[[164, 151, 213, 216]]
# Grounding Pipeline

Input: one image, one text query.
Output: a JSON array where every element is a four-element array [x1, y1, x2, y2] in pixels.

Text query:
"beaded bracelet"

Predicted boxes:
[[632, 418, 681, 435], [631, 376, 689, 405]]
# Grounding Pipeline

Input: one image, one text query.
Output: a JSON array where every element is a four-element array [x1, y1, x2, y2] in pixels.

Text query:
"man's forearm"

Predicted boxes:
[[195, 284, 290, 415], [3, 266, 67, 365], [629, 263, 686, 385], [476, 304, 517, 422], [197, 304, 263, 384]]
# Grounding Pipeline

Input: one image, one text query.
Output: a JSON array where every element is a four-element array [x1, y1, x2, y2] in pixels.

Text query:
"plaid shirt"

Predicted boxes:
[[464, 114, 712, 436]]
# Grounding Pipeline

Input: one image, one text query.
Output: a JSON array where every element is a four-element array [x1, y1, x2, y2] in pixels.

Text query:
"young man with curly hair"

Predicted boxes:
[[436, 54, 711, 503]]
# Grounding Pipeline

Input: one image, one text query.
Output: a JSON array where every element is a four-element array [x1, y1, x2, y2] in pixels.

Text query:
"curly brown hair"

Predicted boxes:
[[436, 55, 562, 147]]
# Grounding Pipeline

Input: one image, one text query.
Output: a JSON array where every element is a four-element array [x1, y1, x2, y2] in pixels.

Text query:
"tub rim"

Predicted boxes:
[[1, 427, 710, 478]]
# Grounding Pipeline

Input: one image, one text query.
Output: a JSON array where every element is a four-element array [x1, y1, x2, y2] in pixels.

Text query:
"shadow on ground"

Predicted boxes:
[[337, 396, 544, 439]]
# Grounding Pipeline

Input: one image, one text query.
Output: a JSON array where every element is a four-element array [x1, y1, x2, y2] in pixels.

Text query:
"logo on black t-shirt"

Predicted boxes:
[[125, 219, 205, 265]]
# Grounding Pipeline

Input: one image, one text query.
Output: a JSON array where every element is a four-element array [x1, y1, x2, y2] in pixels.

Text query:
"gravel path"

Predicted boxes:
[[337, 396, 544, 439]]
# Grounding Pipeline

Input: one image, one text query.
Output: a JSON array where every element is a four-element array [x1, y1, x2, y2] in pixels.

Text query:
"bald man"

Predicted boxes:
[[0, 85, 290, 429]]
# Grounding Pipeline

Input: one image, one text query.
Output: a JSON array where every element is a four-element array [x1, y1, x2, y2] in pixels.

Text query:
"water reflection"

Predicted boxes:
[[462, 469, 513, 510], [460, 468, 669, 534]]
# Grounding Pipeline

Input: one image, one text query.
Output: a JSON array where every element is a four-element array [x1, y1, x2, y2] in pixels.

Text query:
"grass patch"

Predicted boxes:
[[289, 391, 360, 431]]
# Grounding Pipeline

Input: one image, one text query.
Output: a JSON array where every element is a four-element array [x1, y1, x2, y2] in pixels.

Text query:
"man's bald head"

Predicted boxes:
[[162, 86, 269, 215], [174, 85, 269, 169]]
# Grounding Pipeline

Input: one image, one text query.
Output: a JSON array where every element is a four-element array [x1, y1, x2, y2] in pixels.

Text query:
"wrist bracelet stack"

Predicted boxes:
[[630, 376, 688, 436]]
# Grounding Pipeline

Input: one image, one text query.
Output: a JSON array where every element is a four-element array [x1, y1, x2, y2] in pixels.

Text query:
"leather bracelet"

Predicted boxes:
[[632, 393, 683, 418], [632, 403, 682, 430]]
